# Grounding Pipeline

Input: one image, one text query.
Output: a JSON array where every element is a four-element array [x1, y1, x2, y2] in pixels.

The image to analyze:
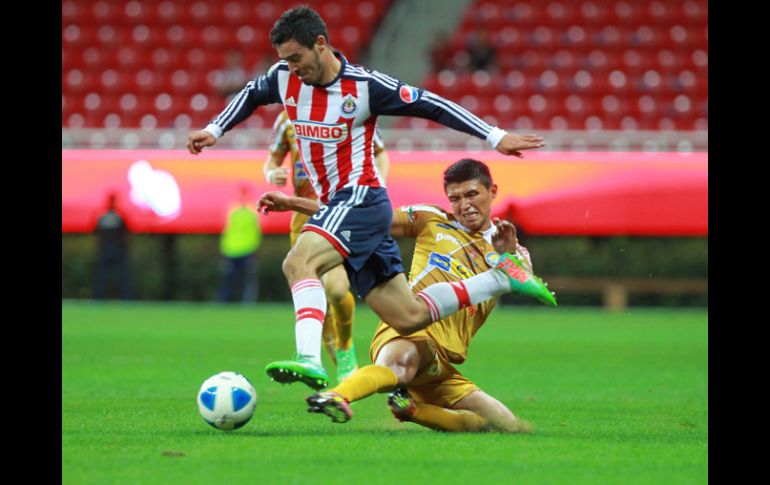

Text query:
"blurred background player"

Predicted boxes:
[[188, 5, 549, 392], [93, 192, 132, 300], [217, 184, 262, 304], [264, 109, 391, 382], [262, 159, 535, 432]]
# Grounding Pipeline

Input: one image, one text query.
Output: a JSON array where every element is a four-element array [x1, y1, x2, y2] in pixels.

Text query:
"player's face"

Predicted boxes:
[[445, 179, 497, 232], [276, 38, 324, 85]]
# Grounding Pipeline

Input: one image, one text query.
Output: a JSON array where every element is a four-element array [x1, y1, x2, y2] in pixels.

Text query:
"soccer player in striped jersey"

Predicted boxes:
[[264, 110, 390, 383], [188, 6, 551, 391], [260, 159, 537, 432]]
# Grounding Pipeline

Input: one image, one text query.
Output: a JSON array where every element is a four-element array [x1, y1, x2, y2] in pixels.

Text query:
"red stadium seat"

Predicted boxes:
[[90, 0, 121, 24]]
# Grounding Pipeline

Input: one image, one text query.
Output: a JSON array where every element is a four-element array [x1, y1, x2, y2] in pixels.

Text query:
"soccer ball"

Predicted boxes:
[[196, 371, 257, 430]]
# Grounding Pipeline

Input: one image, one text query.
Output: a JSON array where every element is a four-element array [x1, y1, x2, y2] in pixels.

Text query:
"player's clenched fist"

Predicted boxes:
[[266, 167, 290, 186], [186, 130, 217, 155], [495, 133, 545, 158]]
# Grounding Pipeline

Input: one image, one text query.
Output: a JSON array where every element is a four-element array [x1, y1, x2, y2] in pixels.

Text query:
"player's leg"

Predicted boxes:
[[290, 212, 339, 363], [387, 389, 487, 432], [306, 338, 428, 423], [364, 258, 555, 337], [322, 311, 337, 366], [451, 390, 532, 433], [265, 231, 344, 390], [386, 364, 530, 433], [321, 265, 358, 381], [363, 274, 433, 334]]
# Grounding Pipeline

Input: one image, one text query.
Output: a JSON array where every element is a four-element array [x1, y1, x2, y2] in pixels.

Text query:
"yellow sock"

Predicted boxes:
[[332, 291, 355, 350], [322, 310, 337, 365], [330, 365, 398, 402], [411, 403, 487, 432]]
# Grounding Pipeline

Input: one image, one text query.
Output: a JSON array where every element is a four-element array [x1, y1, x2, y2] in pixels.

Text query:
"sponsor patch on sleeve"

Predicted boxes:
[[399, 84, 420, 103]]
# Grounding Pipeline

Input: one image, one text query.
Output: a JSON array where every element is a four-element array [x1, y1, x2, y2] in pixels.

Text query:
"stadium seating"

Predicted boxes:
[[62, 0, 394, 128], [398, 0, 707, 131]]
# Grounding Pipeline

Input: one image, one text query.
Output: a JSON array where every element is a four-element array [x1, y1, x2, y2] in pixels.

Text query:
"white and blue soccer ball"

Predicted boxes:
[[197, 371, 257, 430]]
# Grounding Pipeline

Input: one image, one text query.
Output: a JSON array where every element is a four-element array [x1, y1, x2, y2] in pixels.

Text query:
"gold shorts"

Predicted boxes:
[[369, 326, 479, 408]]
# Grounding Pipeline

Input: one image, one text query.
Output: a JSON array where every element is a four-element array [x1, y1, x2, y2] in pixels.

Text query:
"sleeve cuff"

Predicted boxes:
[[486, 127, 507, 149], [204, 123, 224, 139]]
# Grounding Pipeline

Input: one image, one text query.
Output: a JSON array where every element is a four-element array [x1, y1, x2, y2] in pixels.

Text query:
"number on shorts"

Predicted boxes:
[[312, 205, 329, 220]]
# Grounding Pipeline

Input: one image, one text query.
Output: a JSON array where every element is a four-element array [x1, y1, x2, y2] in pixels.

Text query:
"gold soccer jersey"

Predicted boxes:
[[269, 111, 385, 245], [370, 205, 507, 366]]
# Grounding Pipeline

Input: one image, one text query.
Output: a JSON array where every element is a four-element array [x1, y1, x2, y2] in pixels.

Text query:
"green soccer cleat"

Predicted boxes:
[[387, 388, 417, 422], [306, 391, 353, 423], [494, 252, 558, 307], [265, 355, 329, 390], [335, 343, 359, 383]]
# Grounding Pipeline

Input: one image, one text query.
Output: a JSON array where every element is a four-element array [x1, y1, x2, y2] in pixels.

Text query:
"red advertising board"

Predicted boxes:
[[62, 150, 707, 236]]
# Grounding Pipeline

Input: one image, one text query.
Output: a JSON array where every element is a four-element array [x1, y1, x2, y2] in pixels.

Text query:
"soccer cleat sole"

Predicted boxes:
[[387, 389, 416, 422], [265, 367, 328, 390], [306, 394, 352, 423]]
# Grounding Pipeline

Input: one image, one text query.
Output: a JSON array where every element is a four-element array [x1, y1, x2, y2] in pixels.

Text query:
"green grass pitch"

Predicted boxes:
[[62, 301, 707, 484]]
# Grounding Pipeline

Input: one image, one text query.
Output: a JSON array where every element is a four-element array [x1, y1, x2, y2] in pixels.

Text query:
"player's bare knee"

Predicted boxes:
[[282, 253, 309, 281], [384, 363, 414, 385]]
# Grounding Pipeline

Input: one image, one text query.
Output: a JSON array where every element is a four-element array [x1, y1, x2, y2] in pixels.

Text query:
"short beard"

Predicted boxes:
[[307, 52, 324, 85]]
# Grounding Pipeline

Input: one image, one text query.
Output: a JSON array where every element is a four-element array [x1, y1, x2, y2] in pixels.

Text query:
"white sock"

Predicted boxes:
[[417, 270, 510, 322], [291, 279, 326, 365]]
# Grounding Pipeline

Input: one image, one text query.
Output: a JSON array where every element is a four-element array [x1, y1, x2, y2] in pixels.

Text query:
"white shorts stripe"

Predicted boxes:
[[323, 186, 360, 233]]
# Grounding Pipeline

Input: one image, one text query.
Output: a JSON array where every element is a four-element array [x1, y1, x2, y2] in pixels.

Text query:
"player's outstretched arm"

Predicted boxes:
[[186, 130, 217, 155], [495, 133, 545, 158], [258, 191, 319, 215]]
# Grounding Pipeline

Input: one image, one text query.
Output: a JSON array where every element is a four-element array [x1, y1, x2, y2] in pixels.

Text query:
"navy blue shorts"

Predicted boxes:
[[302, 186, 404, 298]]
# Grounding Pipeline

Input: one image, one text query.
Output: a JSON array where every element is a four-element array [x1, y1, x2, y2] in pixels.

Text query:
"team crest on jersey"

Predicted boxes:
[[293, 120, 349, 143], [339, 94, 359, 118], [485, 252, 500, 267], [399, 84, 420, 103]]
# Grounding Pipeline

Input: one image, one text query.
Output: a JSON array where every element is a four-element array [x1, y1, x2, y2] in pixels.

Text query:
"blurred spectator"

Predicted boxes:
[[93, 192, 132, 300], [212, 50, 249, 101], [466, 29, 497, 72], [218, 185, 262, 303], [429, 31, 454, 72]]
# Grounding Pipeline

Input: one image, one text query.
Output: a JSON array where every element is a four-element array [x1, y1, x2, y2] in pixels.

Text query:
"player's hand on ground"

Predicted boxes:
[[258, 191, 291, 214], [186, 130, 217, 155], [266, 167, 290, 186], [495, 133, 545, 158], [491, 217, 519, 254]]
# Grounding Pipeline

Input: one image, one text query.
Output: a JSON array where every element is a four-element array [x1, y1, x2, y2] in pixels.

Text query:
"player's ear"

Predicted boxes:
[[489, 183, 498, 199], [315, 35, 327, 51]]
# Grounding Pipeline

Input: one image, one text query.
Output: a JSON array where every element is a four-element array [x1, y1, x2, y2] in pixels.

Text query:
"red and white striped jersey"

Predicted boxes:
[[205, 52, 506, 204]]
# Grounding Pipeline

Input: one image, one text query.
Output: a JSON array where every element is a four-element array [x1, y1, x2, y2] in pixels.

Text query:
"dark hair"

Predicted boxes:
[[269, 6, 329, 49], [443, 158, 493, 190]]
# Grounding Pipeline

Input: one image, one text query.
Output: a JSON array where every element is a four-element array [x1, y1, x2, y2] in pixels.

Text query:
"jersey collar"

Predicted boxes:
[[317, 51, 347, 88], [452, 219, 496, 244]]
